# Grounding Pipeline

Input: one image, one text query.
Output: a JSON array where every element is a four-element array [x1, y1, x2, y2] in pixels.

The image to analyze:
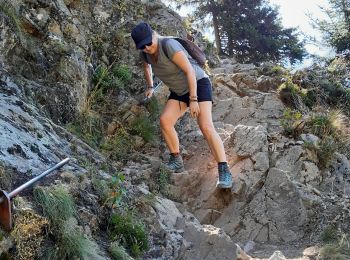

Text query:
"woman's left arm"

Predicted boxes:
[[171, 51, 200, 117]]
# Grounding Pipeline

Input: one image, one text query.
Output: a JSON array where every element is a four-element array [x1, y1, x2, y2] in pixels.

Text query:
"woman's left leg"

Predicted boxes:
[[197, 101, 232, 188], [196, 101, 226, 162]]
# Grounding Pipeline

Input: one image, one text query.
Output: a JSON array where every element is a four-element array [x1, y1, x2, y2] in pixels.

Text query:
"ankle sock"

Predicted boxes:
[[218, 162, 228, 166], [171, 152, 180, 157]]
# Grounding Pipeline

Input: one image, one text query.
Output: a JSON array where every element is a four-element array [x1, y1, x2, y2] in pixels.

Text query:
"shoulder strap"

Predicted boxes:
[[142, 52, 149, 64], [161, 38, 171, 61]]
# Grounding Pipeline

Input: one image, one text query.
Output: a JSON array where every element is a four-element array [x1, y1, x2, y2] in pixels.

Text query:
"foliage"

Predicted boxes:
[[100, 128, 132, 161], [34, 185, 76, 227], [146, 96, 161, 121], [304, 137, 337, 169], [130, 113, 157, 143], [278, 77, 318, 109], [293, 64, 350, 115], [310, 0, 350, 52], [85, 63, 132, 112], [319, 234, 350, 260], [280, 108, 303, 137], [93, 173, 126, 208], [306, 109, 346, 141], [33, 185, 102, 260], [158, 167, 170, 194], [109, 241, 133, 260], [55, 218, 102, 260], [66, 111, 103, 148], [0, 1, 26, 45], [321, 226, 339, 243], [109, 213, 149, 257], [174, 0, 306, 64]]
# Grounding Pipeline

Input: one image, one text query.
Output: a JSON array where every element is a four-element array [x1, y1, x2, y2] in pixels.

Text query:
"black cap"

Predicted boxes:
[[131, 22, 153, 49]]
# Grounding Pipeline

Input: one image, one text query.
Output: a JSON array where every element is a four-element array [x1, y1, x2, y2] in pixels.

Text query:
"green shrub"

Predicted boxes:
[[130, 113, 156, 143], [92, 64, 132, 92], [146, 96, 161, 120], [280, 108, 303, 137], [278, 78, 305, 108], [300, 88, 317, 108], [92, 173, 126, 208], [34, 185, 76, 227], [306, 110, 346, 141], [100, 128, 132, 161], [319, 80, 350, 115], [321, 226, 339, 243], [158, 167, 170, 194], [66, 111, 103, 148], [319, 235, 350, 260], [112, 64, 132, 85], [56, 218, 101, 259], [34, 186, 102, 260], [317, 138, 337, 169], [271, 65, 288, 75], [303, 137, 337, 170], [109, 241, 133, 260], [92, 65, 114, 91], [109, 214, 149, 257]]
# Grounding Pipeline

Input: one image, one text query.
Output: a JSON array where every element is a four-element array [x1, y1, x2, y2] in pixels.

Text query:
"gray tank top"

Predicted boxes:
[[140, 37, 208, 96]]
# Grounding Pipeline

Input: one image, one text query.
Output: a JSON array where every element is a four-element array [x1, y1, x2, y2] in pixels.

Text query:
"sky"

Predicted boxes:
[[268, 0, 335, 66], [163, 0, 335, 67]]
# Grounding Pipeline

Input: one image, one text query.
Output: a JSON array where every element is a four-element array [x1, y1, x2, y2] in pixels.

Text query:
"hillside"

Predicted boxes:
[[0, 0, 349, 259]]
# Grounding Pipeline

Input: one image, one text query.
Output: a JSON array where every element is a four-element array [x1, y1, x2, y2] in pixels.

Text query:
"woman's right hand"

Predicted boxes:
[[145, 88, 154, 98]]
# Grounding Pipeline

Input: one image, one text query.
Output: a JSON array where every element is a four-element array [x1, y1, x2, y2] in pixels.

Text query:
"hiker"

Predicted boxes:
[[131, 22, 232, 189]]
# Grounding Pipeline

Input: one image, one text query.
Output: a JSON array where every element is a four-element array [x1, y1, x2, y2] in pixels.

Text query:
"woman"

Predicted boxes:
[[131, 22, 232, 188]]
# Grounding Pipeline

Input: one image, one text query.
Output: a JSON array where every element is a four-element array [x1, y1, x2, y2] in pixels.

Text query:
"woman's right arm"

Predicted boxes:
[[142, 62, 154, 98]]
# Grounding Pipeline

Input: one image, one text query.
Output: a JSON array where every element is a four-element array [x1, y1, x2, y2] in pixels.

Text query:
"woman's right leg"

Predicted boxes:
[[159, 99, 187, 153]]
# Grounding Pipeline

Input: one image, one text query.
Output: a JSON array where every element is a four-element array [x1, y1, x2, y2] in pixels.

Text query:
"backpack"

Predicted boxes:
[[142, 37, 207, 67]]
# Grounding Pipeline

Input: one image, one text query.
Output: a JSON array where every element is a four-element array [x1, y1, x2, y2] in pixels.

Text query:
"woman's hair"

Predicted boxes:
[[152, 31, 160, 37]]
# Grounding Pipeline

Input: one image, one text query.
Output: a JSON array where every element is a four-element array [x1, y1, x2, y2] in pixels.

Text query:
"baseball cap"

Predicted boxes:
[[131, 22, 153, 49]]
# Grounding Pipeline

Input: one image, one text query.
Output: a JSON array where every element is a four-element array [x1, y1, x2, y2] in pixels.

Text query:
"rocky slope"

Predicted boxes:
[[0, 0, 349, 259]]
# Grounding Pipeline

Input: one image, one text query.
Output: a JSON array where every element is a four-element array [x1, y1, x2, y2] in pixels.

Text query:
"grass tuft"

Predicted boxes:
[[109, 241, 133, 260], [34, 185, 103, 260], [109, 213, 149, 257], [319, 235, 350, 260]]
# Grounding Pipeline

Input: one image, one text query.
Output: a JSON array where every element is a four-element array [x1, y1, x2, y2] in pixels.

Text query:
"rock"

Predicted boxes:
[[300, 133, 319, 144], [154, 197, 183, 229], [231, 125, 268, 157], [176, 213, 238, 260], [268, 251, 286, 260]]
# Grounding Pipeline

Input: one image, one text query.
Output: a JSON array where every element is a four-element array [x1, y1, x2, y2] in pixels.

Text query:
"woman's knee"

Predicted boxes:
[[160, 114, 174, 130], [199, 123, 216, 139]]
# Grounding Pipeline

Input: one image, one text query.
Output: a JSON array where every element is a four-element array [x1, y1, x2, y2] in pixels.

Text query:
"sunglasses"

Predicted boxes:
[[139, 42, 152, 50]]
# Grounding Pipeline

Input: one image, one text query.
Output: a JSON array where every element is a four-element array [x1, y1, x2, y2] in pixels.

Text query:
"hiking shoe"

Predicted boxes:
[[216, 163, 233, 189], [163, 154, 185, 173]]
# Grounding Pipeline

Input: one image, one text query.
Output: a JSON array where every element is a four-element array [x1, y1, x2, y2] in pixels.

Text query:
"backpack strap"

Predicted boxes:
[[142, 52, 150, 64], [161, 38, 171, 61]]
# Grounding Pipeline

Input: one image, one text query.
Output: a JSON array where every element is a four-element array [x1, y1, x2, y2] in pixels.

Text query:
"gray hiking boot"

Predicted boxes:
[[216, 163, 233, 189], [163, 154, 185, 173]]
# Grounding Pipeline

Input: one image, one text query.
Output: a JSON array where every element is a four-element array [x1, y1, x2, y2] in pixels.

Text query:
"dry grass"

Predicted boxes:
[[12, 210, 49, 260]]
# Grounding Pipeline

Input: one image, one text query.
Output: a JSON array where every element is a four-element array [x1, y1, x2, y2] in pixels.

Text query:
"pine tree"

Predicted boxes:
[[174, 0, 306, 64], [311, 0, 350, 52]]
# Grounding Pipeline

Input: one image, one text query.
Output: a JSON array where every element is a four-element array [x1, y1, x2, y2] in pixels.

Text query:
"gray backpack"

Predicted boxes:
[[142, 37, 207, 66]]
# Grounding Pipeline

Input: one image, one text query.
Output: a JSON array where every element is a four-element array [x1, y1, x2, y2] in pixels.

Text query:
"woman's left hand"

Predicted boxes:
[[189, 101, 200, 118]]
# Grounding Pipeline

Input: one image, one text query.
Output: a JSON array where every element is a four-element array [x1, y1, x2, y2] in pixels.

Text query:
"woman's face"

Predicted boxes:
[[142, 35, 158, 55]]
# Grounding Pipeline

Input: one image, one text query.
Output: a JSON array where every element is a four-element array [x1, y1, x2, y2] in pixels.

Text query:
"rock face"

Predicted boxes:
[[0, 1, 350, 260], [171, 58, 350, 251]]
